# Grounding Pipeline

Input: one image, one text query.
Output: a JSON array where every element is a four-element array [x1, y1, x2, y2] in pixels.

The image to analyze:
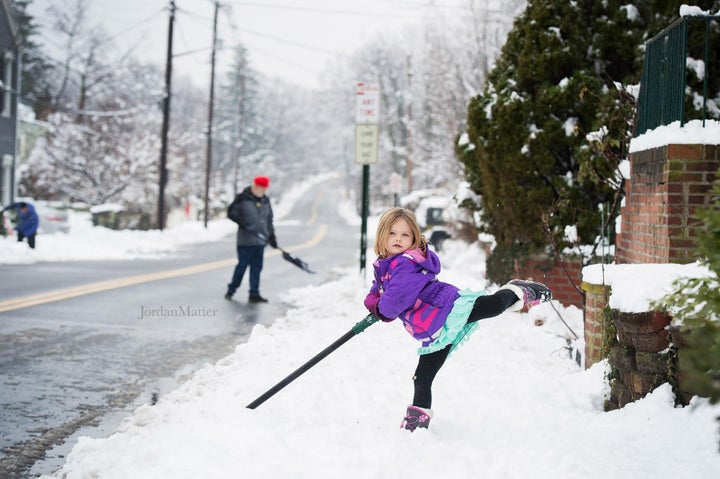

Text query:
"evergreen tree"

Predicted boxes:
[[10, 0, 53, 118], [0, 210, 7, 237], [460, 0, 720, 284]]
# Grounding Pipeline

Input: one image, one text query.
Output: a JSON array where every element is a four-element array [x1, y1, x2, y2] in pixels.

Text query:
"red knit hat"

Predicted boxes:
[[253, 176, 270, 188]]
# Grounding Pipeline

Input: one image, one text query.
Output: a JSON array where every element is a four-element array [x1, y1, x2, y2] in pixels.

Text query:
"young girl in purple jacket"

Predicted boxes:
[[364, 207, 551, 431]]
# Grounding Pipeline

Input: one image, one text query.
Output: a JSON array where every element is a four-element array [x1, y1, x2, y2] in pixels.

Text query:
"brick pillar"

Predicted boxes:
[[617, 144, 719, 264], [581, 281, 611, 369]]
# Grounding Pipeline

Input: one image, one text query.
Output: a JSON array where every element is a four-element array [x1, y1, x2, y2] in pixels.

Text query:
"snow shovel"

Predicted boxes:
[[246, 314, 380, 409], [247, 229, 315, 274], [278, 248, 315, 274]]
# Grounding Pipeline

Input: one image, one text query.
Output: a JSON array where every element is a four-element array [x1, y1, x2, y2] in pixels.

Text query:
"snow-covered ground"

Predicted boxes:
[[0, 174, 334, 265], [3, 180, 717, 478], [5, 116, 720, 476], [31, 237, 720, 479]]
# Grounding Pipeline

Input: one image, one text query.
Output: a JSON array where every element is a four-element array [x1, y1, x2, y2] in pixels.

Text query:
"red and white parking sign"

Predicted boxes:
[[355, 82, 380, 124]]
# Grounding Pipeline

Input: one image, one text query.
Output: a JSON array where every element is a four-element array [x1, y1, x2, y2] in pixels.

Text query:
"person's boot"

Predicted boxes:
[[248, 295, 268, 303], [400, 405, 432, 432], [499, 279, 552, 311], [224, 290, 234, 300]]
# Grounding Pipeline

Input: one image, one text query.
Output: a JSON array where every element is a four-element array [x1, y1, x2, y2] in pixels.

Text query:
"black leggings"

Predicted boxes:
[[411, 289, 518, 408]]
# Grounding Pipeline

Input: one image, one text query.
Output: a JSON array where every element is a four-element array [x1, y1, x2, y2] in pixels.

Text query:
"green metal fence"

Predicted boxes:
[[635, 15, 720, 137]]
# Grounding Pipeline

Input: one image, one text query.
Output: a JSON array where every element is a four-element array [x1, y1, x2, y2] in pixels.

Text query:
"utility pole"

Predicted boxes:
[[158, 0, 175, 230], [231, 70, 245, 196], [405, 54, 413, 194], [203, 1, 219, 227]]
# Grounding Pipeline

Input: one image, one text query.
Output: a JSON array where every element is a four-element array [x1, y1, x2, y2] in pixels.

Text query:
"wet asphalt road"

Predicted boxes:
[[0, 176, 361, 478]]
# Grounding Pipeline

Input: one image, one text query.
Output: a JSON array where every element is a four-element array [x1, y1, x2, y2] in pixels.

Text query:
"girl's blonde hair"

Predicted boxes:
[[374, 207, 427, 258]]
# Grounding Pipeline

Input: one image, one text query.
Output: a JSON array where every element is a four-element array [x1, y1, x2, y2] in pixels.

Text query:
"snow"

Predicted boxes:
[[621, 4, 641, 22], [88, 203, 124, 214], [457, 132, 470, 146], [35, 244, 720, 478], [38, 286, 720, 479], [0, 174, 335, 265], [629, 119, 720, 152], [562, 116, 578, 136], [586, 125, 609, 144], [0, 213, 232, 263], [679, 4, 717, 16], [687, 57, 706, 81], [4, 181, 716, 478], [4, 2, 717, 474], [618, 158, 631, 179], [583, 262, 711, 313]]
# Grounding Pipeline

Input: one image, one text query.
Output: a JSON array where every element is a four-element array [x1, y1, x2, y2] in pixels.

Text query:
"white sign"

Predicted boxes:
[[355, 82, 380, 124], [355, 124, 379, 164]]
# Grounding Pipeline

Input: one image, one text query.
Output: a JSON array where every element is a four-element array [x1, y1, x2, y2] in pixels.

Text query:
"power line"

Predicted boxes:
[[225, 1, 418, 19], [224, 0, 509, 21], [239, 27, 346, 57], [175, 4, 217, 23], [104, 8, 167, 43], [243, 45, 320, 74]]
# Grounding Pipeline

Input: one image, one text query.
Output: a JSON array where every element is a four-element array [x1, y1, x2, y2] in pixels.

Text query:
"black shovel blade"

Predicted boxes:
[[282, 251, 315, 274]]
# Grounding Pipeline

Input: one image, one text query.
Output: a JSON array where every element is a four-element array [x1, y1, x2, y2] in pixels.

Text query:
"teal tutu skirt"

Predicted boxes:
[[417, 289, 485, 356]]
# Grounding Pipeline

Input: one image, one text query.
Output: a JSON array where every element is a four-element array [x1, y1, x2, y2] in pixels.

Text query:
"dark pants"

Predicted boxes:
[[411, 289, 518, 408], [227, 245, 265, 296], [17, 231, 36, 249]]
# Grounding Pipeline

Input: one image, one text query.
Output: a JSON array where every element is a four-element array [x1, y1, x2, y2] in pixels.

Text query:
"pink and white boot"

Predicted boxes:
[[400, 405, 433, 432], [499, 279, 552, 311]]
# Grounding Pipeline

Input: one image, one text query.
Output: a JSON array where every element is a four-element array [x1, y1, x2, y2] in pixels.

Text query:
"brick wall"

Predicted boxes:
[[616, 144, 719, 264], [580, 142, 718, 409], [514, 254, 584, 308]]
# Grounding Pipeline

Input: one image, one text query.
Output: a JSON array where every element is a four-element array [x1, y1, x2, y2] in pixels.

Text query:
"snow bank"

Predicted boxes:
[[39, 242, 720, 479], [583, 262, 711, 312], [629, 119, 720, 153]]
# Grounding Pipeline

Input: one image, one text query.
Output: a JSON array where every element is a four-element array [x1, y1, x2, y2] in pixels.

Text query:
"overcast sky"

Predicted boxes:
[[27, 0, 479, 89]]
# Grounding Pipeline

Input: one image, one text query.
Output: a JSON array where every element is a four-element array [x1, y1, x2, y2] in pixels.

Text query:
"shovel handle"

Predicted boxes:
[[246, 314, 380, 409], [352, 314, 380, 333]]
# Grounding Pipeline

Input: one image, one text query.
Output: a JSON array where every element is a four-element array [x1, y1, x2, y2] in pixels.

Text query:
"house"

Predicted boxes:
[[0, 0, 20, 206]]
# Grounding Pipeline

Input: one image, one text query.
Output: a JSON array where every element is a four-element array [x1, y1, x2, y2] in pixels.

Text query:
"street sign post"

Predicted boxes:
[[355, 82, 380, 275]]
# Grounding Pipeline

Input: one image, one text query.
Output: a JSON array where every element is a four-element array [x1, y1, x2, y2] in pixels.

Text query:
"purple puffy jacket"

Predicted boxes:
[[364, 248, 460, 346]]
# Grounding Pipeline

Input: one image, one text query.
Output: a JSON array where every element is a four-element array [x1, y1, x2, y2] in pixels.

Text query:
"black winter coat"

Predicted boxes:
[[227, 187, 275, 247]]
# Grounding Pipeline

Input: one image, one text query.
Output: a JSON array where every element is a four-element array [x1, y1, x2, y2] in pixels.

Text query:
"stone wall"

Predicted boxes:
[[582, 281, 691, 410], [606, 310, 675, 410]]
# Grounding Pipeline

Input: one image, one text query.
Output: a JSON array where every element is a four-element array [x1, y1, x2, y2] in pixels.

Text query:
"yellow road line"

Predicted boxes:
[[281, 223, 327, 252], [306, 190, 326, 225], [0, 224, 328, 313], [0, 259, 237, 312]]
